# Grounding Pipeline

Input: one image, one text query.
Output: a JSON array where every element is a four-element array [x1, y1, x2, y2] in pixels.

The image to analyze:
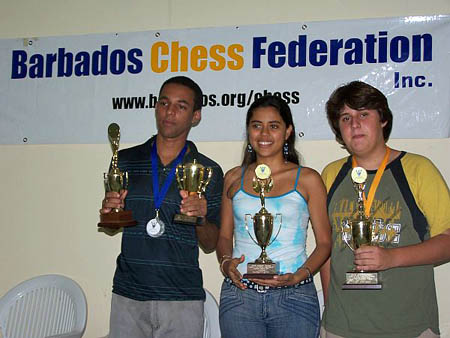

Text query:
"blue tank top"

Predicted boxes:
[[232, 166, 310, 275]]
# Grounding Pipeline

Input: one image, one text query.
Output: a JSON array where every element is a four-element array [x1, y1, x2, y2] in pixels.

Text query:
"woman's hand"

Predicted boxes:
[[223, 255, 246, 290], [249, 266, 310, 287], [249, 272, 302, 288]]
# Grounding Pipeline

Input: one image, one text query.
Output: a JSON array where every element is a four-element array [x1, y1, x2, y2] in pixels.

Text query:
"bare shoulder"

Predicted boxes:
[[224, 166, 243, 197], [297, 166, 326, 196], [299, 166, 322, 182], [224, 166, 242, 184]]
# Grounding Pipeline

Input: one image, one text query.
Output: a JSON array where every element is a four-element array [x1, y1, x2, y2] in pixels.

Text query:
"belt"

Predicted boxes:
[[226, 276, 313, 294]]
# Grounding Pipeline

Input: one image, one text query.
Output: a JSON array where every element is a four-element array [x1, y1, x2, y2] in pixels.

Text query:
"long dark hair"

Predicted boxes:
[[242, 95, 299, 166]]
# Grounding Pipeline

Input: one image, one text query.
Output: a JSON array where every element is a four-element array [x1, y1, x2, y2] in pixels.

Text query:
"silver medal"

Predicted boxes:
[[147, 209, 165, 237]]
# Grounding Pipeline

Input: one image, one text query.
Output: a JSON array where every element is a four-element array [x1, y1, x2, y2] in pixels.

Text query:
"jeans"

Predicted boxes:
[[219, 280, 320, 338]]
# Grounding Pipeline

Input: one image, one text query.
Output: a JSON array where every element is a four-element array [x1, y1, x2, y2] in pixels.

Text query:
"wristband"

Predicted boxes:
[[220, 258, 232, 276], [298, 265, 312, 279], [220, 254, 232, 263], [219, 255, 233, 276]]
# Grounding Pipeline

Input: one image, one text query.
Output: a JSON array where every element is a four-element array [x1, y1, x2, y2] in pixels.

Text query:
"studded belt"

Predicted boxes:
[[225, 276, 313, 293]]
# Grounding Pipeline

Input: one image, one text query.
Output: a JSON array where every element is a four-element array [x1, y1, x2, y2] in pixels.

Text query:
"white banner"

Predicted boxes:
[[0, 15, 449, 144]]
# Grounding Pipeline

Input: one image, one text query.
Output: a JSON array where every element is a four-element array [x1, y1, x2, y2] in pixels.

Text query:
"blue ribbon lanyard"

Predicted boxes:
[[151, 141, 188, 217]]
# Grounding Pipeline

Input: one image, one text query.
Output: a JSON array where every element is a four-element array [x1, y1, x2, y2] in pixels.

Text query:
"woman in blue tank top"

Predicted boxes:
[[216, 95, 331, 338]]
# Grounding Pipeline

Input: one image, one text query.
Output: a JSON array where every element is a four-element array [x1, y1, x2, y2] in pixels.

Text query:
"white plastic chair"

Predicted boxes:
[[0, 274, 87, 338], [203, 289, 220, 338], [317, 289, 325, 319]]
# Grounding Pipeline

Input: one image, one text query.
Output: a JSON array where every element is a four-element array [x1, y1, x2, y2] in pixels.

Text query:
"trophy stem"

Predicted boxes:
[[255, 246, 272, 264]]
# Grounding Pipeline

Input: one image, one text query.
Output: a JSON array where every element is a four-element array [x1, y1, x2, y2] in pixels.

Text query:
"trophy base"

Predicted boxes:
[[173, 214, 204, 226], [342, 271, 382, 290], [98, 210, 138, 229], [243, 262, 278, 279], [243, 273, 277, 279]]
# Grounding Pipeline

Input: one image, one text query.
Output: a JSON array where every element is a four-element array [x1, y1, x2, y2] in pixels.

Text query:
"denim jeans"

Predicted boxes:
[[219, 280, 320, 338]]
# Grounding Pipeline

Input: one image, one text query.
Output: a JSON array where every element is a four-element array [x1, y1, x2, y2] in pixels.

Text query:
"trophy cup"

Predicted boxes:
[[342, 166, 381, 289], [243, 164, 282, 279], [98, 123, 137, 229], [173, 159, 213, 225]]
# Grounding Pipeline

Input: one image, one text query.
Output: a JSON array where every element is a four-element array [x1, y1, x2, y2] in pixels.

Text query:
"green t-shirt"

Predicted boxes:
[[321, 152, 450, 338]]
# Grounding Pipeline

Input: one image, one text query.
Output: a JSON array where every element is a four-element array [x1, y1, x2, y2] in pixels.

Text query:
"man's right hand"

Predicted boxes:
[[100, 190, 128, 214]]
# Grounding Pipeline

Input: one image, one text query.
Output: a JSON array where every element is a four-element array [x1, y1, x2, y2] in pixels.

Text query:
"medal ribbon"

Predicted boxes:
[[352, 147, 391, 217], [151, 141, 188, 210]]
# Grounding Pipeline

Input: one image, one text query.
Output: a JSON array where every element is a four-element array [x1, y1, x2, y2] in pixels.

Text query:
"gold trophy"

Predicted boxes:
[[243, 164, 282, 279], [98, 123, 137, 229], [342, 167, 381, 289], [173, 159, 213, 225]]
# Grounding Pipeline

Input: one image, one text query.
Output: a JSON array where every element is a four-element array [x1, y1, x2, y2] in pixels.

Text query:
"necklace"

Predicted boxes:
[[352, 147, 391, 217], [146, 141, 187, 237]]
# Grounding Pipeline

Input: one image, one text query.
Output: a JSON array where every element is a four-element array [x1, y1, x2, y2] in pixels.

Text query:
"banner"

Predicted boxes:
[[0, 15, 449, 144]]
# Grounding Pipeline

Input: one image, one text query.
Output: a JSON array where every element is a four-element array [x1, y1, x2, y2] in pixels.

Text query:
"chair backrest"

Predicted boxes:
[[317, 289, 325, 319], [203, 289, 220, 338], [0, 274, 87, 338]]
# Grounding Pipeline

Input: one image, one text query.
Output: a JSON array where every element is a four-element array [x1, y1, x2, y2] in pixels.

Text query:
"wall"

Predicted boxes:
[[0, 1, 449, 337]]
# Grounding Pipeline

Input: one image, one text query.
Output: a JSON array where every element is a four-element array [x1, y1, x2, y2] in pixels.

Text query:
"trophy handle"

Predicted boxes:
[[268, 213, 282, 246], [200, 167, 213, 195], [124, 171, 129, 190], [370, 222, 379, 245], [175, 165, 185, 191], [103, 172, 110, 192], [384, 224, 397, 244], [244, 214, 259, 246], [341, 224, 355, 252], [372, 223, 397, 246]]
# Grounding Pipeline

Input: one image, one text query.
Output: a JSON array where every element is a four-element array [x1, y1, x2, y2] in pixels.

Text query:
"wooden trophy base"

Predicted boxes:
[[98, 210, 138, 229], [342, 271, 382, 290], [173, 214, 204, 226], [243, 262, 278, 279]]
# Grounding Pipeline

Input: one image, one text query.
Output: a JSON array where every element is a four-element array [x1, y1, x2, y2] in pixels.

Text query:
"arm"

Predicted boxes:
[[216, 168, 247, 289], [318, 162, 338, 301], [300, 169, 332, 277], [355, 156, 450, 270], [179, 165, 224, 253], [180, 191, 219, 253], [196, 220, 219, 254], [320, 258, 331, 301]]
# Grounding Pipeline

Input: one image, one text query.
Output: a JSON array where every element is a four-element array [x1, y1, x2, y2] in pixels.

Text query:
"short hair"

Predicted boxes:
[[242, 94, 299, 166], [159, 76, 203, 112], [326, 81, 393, 146]]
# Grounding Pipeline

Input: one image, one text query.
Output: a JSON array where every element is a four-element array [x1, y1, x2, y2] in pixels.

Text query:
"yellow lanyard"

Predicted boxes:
[[352, 147, 391, 217]]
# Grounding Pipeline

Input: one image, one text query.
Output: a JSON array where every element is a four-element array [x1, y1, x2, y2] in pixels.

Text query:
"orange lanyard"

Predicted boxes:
[[352, 147, 391, 217]]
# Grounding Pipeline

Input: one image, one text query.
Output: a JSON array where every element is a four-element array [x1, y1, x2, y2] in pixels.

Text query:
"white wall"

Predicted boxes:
[[0, 1, 449, 337]]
